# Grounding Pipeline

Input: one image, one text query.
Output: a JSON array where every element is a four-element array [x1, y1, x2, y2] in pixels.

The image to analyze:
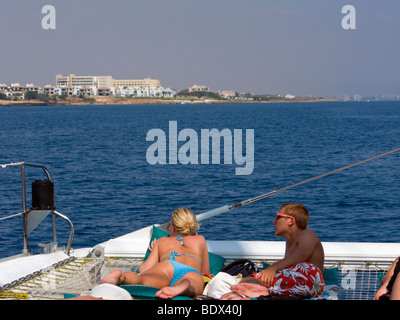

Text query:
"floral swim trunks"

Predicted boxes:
[[252, 262, 325, 299]]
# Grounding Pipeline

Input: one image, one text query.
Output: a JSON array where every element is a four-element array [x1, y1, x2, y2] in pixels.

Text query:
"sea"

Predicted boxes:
[[0, 101, 399, 259]]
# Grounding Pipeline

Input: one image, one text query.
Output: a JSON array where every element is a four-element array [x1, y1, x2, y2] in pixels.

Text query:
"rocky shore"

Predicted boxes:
[[0, 96, 335, 106]]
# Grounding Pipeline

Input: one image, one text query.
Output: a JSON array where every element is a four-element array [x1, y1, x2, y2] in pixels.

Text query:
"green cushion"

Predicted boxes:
[[208, 252, 226, 275], [323, 267, 338, 286], [144, 225, 226, 275]]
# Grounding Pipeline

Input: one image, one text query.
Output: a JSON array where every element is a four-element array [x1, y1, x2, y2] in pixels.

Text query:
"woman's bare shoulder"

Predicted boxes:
[[156, 236, 172, 245], [187, 234, 206, 245]]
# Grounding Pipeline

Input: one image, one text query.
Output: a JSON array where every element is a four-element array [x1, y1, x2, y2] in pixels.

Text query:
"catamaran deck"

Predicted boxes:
[[1, 227, 399, 300]]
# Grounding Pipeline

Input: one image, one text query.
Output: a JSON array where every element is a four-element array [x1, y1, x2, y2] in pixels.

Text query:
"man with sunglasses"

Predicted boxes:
[[221, 203, 325, 300]]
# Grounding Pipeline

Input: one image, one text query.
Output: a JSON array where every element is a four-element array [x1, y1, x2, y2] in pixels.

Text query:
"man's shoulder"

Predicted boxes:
[[303, 228, 318, 235], [299, 229, 321, 242]]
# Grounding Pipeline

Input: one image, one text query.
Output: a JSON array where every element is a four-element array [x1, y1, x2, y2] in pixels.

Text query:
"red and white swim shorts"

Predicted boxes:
[[252, 262, 325, 299]]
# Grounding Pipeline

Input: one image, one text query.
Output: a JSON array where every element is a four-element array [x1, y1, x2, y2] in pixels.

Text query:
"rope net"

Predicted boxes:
[[0, 257, 390, 300], [335, 261, 387, 300], [0, 257, 142, 300]]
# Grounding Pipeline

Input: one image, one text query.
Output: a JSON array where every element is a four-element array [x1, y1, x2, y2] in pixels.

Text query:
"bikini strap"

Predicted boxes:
[[167, 251, 202, 263], [168, 251, 180, 260], [176, 235, 184, 245]]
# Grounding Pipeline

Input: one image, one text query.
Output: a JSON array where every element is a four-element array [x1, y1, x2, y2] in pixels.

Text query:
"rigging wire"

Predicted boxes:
[[196, 147, 400, 221]]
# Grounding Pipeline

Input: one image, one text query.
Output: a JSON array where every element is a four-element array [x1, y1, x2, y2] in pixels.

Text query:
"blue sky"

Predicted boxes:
[[1, 0, 399, 97]]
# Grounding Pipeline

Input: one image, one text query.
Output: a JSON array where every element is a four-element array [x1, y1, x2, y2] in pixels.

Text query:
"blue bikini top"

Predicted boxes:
[[161, 235, 202, 262]]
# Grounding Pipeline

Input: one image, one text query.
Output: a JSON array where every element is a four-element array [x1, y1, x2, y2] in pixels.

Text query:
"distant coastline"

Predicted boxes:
[[0, 96, 337, 107]]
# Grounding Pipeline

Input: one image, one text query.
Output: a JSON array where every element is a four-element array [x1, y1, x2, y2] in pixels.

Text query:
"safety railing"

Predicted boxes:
[[0, 162, 74, 256]]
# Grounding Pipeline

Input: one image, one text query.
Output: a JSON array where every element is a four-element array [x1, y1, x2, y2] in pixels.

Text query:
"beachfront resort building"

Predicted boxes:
[[55, 74, 114, 88], [1, 74, 177, 100], [113, 78, 161, 90], [52, 74, 174, 98]]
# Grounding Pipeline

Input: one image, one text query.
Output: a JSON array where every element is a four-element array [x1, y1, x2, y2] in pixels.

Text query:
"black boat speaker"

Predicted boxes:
[[31, 179, 55, 210]]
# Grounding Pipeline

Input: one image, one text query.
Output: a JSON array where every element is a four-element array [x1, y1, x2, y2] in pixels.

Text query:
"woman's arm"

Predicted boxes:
[[200, 236, 210, 274], [139, 239, 161, 273]]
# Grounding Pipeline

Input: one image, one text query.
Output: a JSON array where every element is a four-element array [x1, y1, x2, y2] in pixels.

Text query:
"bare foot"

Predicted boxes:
[[99, 269, 123, 285], [231, 282, 269, 298], [155, 279, 190, 299]]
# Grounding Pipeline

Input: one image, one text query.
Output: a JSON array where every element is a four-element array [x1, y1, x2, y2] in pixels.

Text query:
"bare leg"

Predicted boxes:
[[390, 275, 400, 300], [99, 269, 123, 285], [99, 269, 142, 286], [100, 262, 173, 288]]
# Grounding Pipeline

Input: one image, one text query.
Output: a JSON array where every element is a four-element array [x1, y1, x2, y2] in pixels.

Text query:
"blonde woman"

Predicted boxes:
[[100, 208, 210, 299]]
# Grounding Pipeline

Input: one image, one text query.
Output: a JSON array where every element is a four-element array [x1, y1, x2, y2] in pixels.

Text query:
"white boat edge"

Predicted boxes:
[[1, 223, 399, 288]]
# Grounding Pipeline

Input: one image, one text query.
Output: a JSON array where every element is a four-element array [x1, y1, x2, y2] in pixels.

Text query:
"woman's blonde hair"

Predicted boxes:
[[171, 208, 199, 235]]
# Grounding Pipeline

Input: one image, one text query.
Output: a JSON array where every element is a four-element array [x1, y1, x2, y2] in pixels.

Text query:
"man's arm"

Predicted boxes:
[[258, 230, 319, 287]]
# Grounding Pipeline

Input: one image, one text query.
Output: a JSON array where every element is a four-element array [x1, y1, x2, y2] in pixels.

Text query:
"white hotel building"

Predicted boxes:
[[53, 74, 175, 98]]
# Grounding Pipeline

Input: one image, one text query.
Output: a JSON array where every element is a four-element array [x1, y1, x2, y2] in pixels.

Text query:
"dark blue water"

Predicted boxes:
[[0, 101, 399, 258]]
